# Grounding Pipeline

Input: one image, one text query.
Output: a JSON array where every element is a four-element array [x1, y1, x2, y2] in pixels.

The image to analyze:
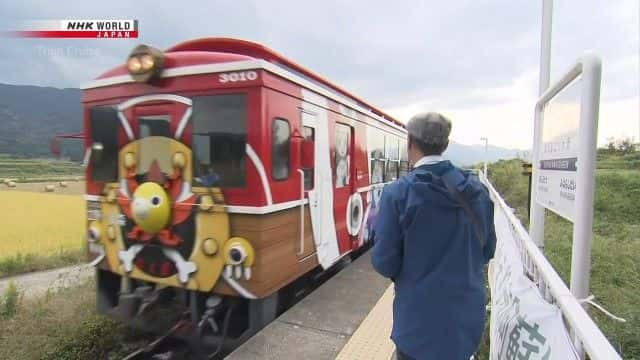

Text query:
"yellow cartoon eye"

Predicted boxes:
[[150, 196, 162, 207], [223, 237, 254, 266], [228, 245, 247, 265], [88, 222, 101, 243]]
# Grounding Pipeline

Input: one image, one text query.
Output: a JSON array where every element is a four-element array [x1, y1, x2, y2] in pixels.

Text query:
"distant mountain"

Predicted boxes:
[[0, 83, 82, 160], [0, 83, 522, 165], [445, 142, 525, 167]]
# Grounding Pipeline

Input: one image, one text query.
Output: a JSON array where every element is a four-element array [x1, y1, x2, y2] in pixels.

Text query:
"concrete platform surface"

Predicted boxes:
[[226, 251, 390, 360], [336, 285, 395, 360]]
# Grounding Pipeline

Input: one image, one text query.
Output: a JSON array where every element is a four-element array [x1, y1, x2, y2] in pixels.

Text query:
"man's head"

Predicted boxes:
[[406, 112, 452, 165]]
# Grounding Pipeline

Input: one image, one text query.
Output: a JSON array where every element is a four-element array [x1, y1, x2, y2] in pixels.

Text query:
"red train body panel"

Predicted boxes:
[[82, 38, 408, 348]]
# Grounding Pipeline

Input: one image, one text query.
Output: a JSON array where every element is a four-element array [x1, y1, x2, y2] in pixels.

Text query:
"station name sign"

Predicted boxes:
[[536, 79, 582, 222]]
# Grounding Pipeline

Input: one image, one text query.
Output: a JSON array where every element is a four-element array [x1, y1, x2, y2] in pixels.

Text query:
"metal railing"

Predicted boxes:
[[479, 171, 621, 360]]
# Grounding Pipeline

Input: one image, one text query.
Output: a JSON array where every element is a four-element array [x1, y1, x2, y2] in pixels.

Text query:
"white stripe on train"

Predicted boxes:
[[118, 94, 192, 110], [246, 144, 273, 205], [84, 184, 388, 214], [82, 60, 406, 136]]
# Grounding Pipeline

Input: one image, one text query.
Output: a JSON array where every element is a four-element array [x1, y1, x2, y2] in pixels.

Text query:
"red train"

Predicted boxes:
[[81, 38, 408, 351]]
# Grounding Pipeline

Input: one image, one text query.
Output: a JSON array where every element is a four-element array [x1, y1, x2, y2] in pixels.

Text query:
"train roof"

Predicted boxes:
[[166, 38, 405, 129]]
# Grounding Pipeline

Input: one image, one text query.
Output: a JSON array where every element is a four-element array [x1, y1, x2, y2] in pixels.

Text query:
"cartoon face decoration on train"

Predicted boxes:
[[335, 127, 350, 188], [359, 144, 385, 245], [90, 99, 254, 292]]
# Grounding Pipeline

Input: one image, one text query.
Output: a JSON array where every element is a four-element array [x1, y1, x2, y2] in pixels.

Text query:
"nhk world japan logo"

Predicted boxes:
[[3, 20, 138, 38]]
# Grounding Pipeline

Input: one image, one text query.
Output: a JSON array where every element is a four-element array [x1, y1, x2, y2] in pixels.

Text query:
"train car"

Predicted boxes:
[[80, 38, 408, 351]]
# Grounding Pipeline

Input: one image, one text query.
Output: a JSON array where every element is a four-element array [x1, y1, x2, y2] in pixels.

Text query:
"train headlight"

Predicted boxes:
[[126, 44, 165, 83], [127, 57, 142, 73], [140, 54, 155, 71]]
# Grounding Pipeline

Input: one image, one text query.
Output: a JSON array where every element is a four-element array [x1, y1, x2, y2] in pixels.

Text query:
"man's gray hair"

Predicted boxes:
[[406, 112, 452, 146]]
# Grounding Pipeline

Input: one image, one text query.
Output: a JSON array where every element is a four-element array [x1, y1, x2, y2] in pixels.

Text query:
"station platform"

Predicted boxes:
[[226, 252, 395, 360]]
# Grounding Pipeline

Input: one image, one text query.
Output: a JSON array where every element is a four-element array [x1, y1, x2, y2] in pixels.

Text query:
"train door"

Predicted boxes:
[[301, 110, 340, 269], [333, 123, 356, 253], [295, 122, 316, 261]]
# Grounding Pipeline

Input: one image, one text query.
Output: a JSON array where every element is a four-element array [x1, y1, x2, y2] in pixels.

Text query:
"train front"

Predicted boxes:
[[83, 43, 269, 349]]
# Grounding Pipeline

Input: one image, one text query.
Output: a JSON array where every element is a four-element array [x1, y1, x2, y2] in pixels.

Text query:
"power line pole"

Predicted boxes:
[[480, 137, 489, 177], [530, 0, 553, 250]]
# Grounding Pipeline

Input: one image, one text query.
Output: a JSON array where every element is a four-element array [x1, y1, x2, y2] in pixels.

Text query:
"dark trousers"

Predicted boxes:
[[396, 349, 416, 360]]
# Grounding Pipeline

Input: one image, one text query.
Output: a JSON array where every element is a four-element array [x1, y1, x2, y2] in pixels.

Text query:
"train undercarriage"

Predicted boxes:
[[95, 252, 357, 359]]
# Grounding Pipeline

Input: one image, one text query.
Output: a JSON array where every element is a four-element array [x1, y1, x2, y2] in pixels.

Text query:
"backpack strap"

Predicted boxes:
[[435, 169, 487, 248]]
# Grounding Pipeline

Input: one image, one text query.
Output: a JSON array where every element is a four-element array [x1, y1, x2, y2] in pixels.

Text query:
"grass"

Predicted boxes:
[[0, 250, 86, 278], [0, 191, 85, 278], [597, 151, 640, 170], [0, 281, 20, 318], [484, 157, 640, 358], [0, 279, 146, 360], [0, 154, 83, 181]]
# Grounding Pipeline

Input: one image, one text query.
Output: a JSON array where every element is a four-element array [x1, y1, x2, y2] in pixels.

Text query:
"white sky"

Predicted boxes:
[[389, 1, 639, 149], [0, 0, 637, 150]]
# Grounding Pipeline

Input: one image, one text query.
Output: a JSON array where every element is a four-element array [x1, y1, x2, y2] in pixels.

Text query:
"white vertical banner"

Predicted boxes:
[[489, 202, 579, 360]]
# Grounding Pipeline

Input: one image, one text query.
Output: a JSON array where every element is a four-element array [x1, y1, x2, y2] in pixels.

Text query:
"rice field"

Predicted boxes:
[[1, 181, 85, 195], [0, 155, 83, 181], [0, 191, 85, 273]]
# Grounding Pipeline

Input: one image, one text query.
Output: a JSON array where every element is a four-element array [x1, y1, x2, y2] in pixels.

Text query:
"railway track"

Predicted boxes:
[[121, 302, 237, 360], [120, 254, 359, 360], [122, 320, 194, 360]]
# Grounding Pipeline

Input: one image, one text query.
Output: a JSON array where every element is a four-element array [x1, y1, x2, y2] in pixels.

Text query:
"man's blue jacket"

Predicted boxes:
[[371, 161, 496, 360]]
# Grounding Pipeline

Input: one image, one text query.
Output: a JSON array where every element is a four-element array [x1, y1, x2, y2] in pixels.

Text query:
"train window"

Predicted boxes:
[[302, 126, 315, 190], [399, 161, 410, 176], [368, 127, 385, 160], [385, 161, 399, 182], [384, 136, 400, 181], [191, 94, 247, 188], [139, 116, 171, 138], [386, 136, 399, 161], [272, 118, 290, 180], [399, 139, 409, 176], [371, 159, 385, 184], [138, 116, 172, 177], [335, 123, 351, 188], [89, 106, 119, 182], [368, 127, 386, 184], [399, 139, 408, 161]]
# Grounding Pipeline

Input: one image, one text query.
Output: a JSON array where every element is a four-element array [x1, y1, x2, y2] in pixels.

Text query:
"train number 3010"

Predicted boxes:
[[219, 71, 258, 83]]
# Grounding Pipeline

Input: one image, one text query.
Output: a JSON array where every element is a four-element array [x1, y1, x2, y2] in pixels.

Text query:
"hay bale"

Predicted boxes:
[[44, 184, 55, 192], [7, 181, 16, 188], [2, 178, 9, 185], [59, 181, 68, 188]]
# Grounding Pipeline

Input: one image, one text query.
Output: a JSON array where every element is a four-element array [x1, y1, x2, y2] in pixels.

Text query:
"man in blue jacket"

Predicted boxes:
[[372, 112, 496, 360]]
